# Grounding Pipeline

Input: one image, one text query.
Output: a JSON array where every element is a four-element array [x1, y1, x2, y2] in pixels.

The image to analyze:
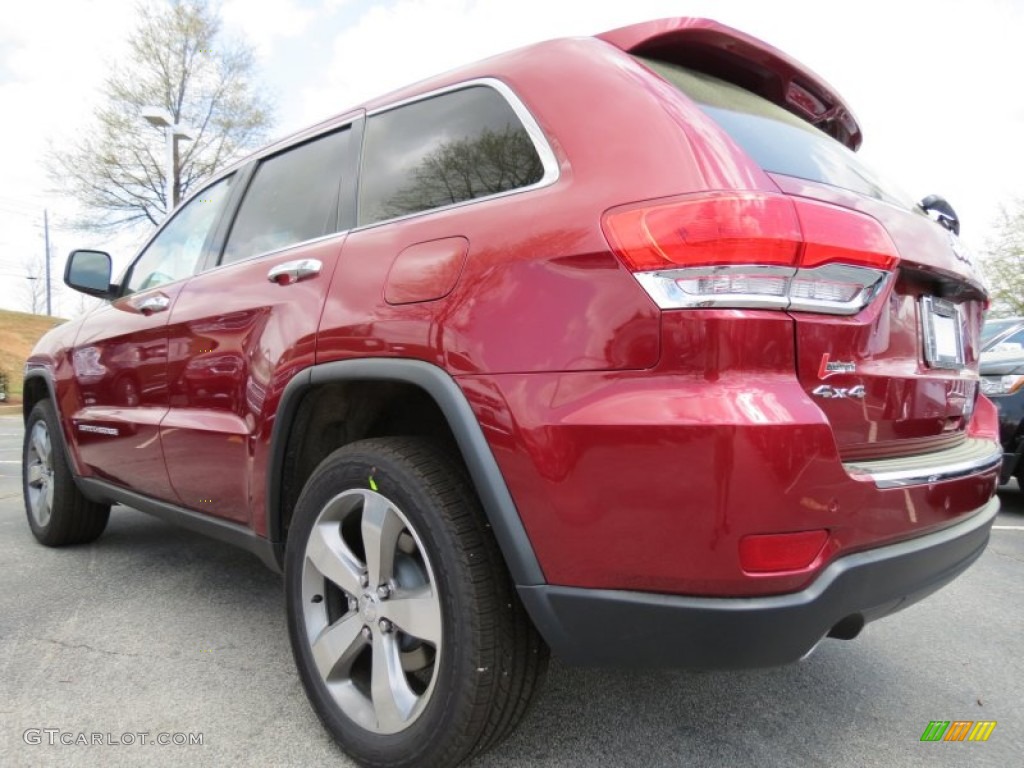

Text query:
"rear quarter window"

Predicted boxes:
[[358, 85, 545, 226]]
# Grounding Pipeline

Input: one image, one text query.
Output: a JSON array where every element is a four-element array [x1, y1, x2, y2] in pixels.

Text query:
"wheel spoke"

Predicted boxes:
[[306, 522, 363, 596], [370, 630, 416, 731], [33, 480, 51, 526], [26, 463, 43, 486], [381, 585, 442, 646], [361, 494, 404, 588], [32, 426, 49, 463], [45, 479, 54, 513], [311, 614, 366, 679]]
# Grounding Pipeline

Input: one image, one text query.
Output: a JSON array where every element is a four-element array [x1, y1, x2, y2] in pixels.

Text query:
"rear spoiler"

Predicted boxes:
[[597, 18, 863, 151]]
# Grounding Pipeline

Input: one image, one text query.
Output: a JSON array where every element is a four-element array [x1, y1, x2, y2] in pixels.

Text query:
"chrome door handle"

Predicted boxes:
[[268, 259, 322, 285], [136, 294, 170, 314]]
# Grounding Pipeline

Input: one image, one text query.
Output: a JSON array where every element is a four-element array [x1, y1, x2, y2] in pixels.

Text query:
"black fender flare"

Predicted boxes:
[[267, 359, 546, 586], [22, 367, 85, 477]]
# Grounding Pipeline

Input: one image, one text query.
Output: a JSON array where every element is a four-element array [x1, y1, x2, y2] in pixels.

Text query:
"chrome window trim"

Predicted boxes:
[[138, 80, 559, 278], [196, 79, 559, 271], [355, 77, 560, 231]]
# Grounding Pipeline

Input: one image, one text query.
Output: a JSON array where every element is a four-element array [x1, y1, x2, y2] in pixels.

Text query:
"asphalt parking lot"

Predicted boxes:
[[0, 412, 1021, 767]]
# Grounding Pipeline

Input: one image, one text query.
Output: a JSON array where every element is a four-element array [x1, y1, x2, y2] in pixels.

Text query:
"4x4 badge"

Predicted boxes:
[[812, 384, 866, 400], [818, 354, 857, 379]]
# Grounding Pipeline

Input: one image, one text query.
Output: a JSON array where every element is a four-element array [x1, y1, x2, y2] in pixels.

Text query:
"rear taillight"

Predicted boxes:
[[602, 192, 899, 315]]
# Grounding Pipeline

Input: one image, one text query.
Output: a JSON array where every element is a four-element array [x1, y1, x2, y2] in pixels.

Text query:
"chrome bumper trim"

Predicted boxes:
[[844, 438, 1003, 489]]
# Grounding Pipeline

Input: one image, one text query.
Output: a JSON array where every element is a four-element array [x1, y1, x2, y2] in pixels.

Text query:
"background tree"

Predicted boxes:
[[50, 0, 272, 230], [21, 259, 45, 315], [982, 199, 1024, 317]]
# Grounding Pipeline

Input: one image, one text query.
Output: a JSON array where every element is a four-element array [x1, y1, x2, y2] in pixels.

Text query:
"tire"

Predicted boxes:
[[23, 399, 110, 546], [285, 437, 547, 768]]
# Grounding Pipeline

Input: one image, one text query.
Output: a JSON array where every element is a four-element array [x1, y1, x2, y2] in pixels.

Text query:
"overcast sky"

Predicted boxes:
[[1, 0, 1022, 315]]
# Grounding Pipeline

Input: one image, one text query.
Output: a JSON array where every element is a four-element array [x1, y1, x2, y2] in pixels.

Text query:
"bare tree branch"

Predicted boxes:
[[48, 0, 273, 233], [21, 258, 46, 314]]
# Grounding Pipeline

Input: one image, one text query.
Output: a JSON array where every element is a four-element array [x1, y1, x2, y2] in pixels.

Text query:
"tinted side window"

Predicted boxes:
[[359, 86, 544, 226], [125, 175, 233, 294], [222, 128, 350, 264]]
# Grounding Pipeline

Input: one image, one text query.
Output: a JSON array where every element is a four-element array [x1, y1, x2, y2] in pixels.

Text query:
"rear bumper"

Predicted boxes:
[[518, 496, 998, 668]]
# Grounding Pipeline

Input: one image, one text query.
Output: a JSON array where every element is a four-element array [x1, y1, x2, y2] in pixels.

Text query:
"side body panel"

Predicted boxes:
[[64, 285, 190, 501], [161, 236, 347, 527]]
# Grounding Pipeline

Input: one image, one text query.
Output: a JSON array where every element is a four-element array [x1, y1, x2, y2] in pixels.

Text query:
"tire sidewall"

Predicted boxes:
[[284, 443, 485, 766], [23, 401, 62, 540]]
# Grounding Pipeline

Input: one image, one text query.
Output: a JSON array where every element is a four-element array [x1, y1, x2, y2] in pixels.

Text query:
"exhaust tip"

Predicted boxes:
[[828, 613, 865, 640]]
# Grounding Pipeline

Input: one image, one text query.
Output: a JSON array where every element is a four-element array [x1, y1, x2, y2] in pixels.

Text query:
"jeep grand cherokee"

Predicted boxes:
[[23, 18, 999, 768]]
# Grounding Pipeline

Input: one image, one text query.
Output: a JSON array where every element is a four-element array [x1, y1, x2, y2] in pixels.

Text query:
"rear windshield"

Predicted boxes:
[[638, 57, 915, 209]]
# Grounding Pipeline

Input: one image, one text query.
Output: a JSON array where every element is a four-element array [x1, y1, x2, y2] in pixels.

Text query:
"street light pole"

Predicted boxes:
[[25, 276, 39, 315], [140, 106, 197, 217], [164, 123, 176, 209]]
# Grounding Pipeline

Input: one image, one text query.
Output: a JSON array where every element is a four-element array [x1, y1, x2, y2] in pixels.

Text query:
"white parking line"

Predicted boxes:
[[992, 525, 1024, 531]]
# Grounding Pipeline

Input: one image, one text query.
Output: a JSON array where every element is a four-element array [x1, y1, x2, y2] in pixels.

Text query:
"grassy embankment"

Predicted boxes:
[[0, 308, 66, 410]]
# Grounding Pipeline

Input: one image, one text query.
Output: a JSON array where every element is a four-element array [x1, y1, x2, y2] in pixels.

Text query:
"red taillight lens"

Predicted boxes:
[[795, 198, 899, 270], [602, 192, 900, 315], [602, 192, 802, 271], [738, 530, 829, 573]]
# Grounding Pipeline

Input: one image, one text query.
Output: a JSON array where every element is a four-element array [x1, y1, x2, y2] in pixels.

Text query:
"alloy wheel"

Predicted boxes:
[[300, 488, 443, 735], [25, 421, 54, 527]]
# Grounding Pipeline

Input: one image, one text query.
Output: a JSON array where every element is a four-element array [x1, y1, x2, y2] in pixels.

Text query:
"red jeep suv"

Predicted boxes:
[[23, 18, 1000, 768]]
